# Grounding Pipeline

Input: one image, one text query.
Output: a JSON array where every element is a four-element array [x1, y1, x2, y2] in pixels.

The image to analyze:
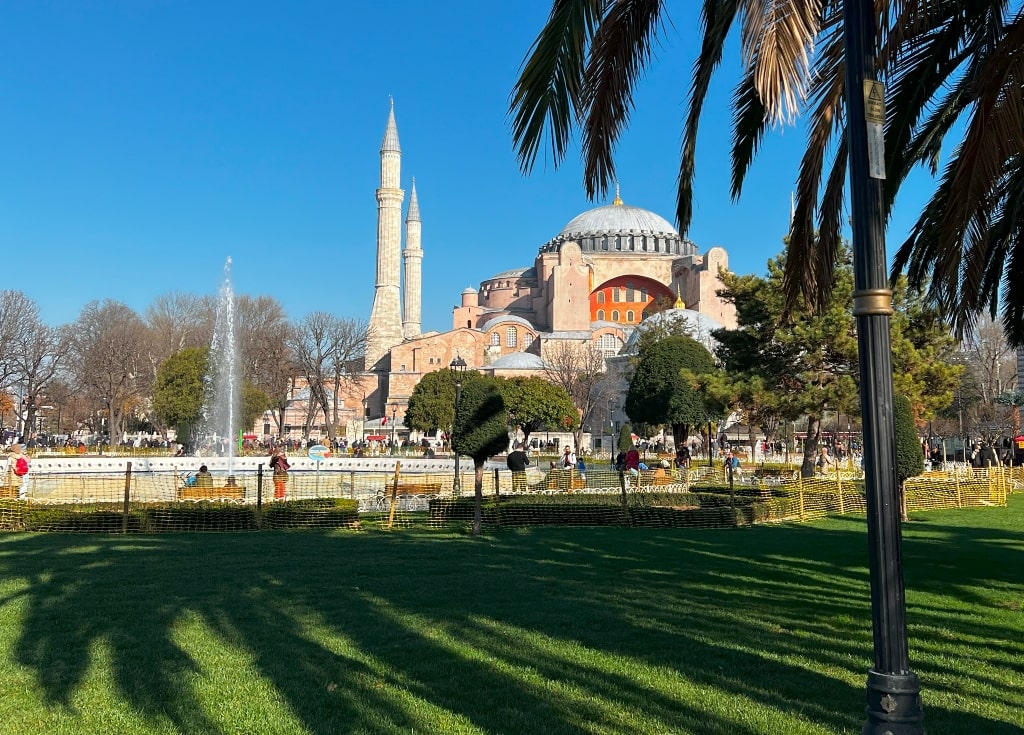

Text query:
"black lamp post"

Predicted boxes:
[[449, 356, 467, 493], [707, 419, 714, 468], [844, 1, 924, 731]]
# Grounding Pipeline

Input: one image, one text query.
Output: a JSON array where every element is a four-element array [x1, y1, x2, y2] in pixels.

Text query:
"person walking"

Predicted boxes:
[[5, 444, 30, 499], [269, 448, 290, 500], [506, 448, 530, 493]]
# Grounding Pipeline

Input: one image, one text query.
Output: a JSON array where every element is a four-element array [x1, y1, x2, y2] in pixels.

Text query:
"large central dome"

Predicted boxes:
[[559, 202, 678, 238], [539, 192, 696, 257]]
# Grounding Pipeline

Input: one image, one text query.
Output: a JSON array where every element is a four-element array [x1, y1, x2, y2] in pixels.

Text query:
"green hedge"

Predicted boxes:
[[429, 493, 761, 529], [0, 498, 359, 533], [261, 498, 359, 529]]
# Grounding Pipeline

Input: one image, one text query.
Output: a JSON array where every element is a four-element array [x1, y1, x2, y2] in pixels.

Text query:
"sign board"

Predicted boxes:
[[863, 81, 886, 180], [863, 80, 885, 123], [308, 444, 330, 461]]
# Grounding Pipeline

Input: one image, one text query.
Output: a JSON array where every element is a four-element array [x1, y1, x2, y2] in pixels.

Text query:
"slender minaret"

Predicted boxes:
[[365, 100, 406, 368], [402, 178, 422, 339]]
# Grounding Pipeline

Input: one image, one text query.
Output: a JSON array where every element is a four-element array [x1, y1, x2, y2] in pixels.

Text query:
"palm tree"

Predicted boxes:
[[510, 0, 1024, 347]]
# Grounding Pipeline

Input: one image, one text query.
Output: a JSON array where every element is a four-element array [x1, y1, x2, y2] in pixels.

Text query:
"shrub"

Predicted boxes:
[[261, 498, 359, 529]]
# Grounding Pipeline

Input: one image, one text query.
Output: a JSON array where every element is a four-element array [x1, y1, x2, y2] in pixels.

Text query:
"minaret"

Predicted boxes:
[[365, 100, 406, 369], [402, 178, 423, 339]]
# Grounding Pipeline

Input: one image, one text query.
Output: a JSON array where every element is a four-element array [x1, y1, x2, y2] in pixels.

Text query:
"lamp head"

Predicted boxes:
[[449, 355, 468, 378]]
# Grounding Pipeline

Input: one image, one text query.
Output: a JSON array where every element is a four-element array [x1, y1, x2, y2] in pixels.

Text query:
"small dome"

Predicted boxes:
[[621, 308, 723, 355], [481, 314, 535, 332], [462, 287, 476, 294], [489, 352, 547, 370]]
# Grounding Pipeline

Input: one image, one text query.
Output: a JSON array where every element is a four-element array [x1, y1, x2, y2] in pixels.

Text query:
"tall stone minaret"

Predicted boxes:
[[402, 178, 422, 339], [365, 100, 406, 369]]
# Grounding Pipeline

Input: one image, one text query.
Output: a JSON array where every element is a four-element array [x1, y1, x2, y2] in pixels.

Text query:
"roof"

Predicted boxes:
[[559, 203, 678, 238], [481, 314, 536, 332], [485, 266, 537, 282], [489, 352, 547, 370]]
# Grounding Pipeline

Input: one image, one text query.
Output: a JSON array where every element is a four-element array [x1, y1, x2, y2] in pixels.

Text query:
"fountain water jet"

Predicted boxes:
[[202, 257, 240, 476]]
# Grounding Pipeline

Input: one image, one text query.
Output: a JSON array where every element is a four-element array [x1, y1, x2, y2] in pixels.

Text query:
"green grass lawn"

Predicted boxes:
[[0, 497, 1021, 735]]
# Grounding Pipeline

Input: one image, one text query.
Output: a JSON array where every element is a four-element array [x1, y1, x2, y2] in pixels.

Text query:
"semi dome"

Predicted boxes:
[[489, 352, 547, 370], [539, 190, 697, 257], [621, 308, 723, 355]]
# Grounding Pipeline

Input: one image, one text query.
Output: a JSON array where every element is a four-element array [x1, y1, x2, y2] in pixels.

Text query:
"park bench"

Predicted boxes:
[[177, 484, 245, 501], [384, 481, 443, 496], [751, 468, 798, 484], [533, 469, 586, 492]]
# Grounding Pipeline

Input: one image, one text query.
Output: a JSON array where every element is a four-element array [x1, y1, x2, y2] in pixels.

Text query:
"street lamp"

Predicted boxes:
[[449, 355, 467, 493], [845, 2, 924, 730], [389, 401, 398, 453]]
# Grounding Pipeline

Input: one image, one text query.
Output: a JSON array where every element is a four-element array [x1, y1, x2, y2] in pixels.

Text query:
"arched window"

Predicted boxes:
[[490, 332, 500, 346], [626, 310, 635, 322], [612, 289, 621, 303], [524, 333, 534, 347], [626, 283, 635, 301], [611, 310, 620, 321], [596, 291, 606, 304], [596, 309, 605, 321], [506, 327, 518, 347], [596, 333, 622, 354]]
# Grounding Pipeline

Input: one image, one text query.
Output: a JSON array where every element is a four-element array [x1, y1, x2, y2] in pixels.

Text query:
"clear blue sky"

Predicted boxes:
[[2, 1, 934, 333]]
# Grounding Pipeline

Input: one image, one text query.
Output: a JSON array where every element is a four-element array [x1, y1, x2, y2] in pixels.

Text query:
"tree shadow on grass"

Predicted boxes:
[[0, 512, 1020, 734]]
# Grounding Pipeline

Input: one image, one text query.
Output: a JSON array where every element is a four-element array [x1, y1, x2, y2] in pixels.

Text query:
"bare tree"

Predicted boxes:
[[235, 295, 292, 436], [144, 292, 215, 393], [289, 313, 368, 440], [542, 340, 611, 453], [959, 314, 1019, 438], [0, 290, 41, 392], [68, 300, 149, 442], [12, 320, 71, 437]]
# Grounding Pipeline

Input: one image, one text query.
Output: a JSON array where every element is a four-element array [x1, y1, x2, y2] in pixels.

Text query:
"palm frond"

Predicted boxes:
[[729, 74, 769, 199], [678, 0, 743, 234], [509, 0, 605, 174], [781, 7, 845, 310], [995, 157, 1024, 347], [582, 0, 666, 200], [740, 0, 821, 125], [813, 133, 848, 304]]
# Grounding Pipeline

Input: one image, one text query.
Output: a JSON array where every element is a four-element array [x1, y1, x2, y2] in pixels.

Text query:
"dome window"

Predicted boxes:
[[626, 310, 635, 323], [596, 309, 605, 321], [506, 327, 518, 348], [596, 292, 606, 304], [611, 310, 620, 321], [490, 332, 500, 346]]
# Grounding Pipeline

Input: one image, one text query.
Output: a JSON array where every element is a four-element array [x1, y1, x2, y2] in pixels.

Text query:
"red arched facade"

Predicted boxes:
[[590, 276, 674, 324]]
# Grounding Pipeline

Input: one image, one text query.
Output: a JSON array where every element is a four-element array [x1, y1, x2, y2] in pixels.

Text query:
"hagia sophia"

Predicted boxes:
[[274, 103, 738, 443]]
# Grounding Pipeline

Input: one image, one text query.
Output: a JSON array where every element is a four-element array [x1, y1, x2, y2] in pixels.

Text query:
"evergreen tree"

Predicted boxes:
[[894, 394, 924, 521], [452, 374, 508, 536], [499, 376, 577, 448], [625, 335, 717, 450], [152, 347, 208, 446]]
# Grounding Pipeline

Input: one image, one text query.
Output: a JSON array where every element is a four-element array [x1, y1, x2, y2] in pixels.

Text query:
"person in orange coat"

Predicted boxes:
[[269, 448, 290, 499]]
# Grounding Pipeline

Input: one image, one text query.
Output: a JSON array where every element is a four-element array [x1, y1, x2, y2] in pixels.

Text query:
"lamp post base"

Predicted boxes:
[[862, 670, 924, 734]]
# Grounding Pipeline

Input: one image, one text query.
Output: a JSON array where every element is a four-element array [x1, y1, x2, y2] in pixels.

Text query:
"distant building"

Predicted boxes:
[[268, 103, 740, 441]]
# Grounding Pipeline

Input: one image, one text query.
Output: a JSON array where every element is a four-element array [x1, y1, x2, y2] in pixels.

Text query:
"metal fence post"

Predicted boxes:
[[122, 461, 132, 534]]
